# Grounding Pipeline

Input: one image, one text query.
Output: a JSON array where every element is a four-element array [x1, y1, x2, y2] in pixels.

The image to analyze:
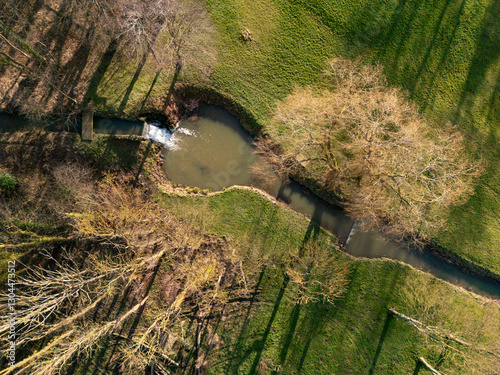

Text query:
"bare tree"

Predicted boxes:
[[0, 181, 254, 374], [267, 58, 482, 241], [0, 0, 216, 119], [161, 0, 217, 105], [285, 242, 350, 305], [0, 297, 149, 375], [114, 0, 167, 62], [0, 247, 168, 347]]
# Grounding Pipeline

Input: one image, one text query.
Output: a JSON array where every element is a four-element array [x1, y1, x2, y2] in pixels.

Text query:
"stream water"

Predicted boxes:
[[2, 107, 499, 299], [152, 105, 500, 300]]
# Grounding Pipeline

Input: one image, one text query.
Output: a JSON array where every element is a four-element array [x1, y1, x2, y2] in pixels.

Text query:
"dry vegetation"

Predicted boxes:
[[0, 129, 348, 374], [263, 58, 482, 242], [0, 0, 216, 120], [0, 171, 244, 374], [0, 130, 497, 374], [285, 242, 350, 305]]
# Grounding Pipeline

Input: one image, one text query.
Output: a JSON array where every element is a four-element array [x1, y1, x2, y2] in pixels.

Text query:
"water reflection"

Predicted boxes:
[[159, 104, 500, 299]]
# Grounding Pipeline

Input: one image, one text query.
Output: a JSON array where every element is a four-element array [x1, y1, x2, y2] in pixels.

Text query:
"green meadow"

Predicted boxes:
[[93, 0, 500, 276], [158, 188, 499, 374], [2, 2, 499, 371], [88, 2, 500, 370]]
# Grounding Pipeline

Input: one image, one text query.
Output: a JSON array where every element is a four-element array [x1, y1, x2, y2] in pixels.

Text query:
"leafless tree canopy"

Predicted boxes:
[[0, 0, 217, 119], [285, 242, 350, 305], [0, 173, 295, 375], [266, 58, 482, 241]]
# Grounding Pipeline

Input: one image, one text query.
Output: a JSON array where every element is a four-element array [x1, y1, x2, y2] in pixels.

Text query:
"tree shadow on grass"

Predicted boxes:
[[139, 70, 161, 112], [117, 52, 150, 115], [83, 38, 119, 104], [300, 205, 323, 253], [221, 268, 267, 373], [279, 262, 407, 373], [368, 0, 468, 104], [209, 271, 290, 374], [368, 311, 393, 374], [275, 209, 323, 368], [453, 0, 499, 128], [135, 139, 154, 182], [248, 274, 290, 375], [278, 302, 301, 367], [437, 127, 500, 264]]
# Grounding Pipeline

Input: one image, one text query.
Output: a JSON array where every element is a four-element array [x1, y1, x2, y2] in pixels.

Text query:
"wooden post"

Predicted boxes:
[[82, 103, 93, 141]]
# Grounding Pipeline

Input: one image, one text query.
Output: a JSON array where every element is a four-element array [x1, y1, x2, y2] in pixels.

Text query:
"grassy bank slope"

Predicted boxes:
[[202, 0, 500, 275], [158, 188, 500, 374], [93, 0, 500, 275]]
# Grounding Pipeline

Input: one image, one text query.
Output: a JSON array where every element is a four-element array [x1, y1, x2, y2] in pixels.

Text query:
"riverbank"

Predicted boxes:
[[159, 90, 500, 285], [195, 0, 500, 278], [81, 74, 500, 281], [1, 0, 498, 278], [2, 86, 499, 286], [1, 129, 499, 373], [158, 186, 500, 374]]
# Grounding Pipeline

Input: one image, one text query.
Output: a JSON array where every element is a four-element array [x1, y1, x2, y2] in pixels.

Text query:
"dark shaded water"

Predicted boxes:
[[0, 113, 145, 135], [2, 108, 499, 299], [93, 117, 145, 136], [159, 105, 500, 300], [0, 113, 80, 132]]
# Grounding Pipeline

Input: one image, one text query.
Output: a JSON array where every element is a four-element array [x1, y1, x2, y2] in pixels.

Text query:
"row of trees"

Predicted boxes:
[[262, 58, 482, 241], [0, 0, 216, 118], [0, 162, 349, 374], [0, 177, 231, 374]]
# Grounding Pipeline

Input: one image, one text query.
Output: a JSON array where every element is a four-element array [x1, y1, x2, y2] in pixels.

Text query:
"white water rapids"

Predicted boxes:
[[145, 121, 196, 150]]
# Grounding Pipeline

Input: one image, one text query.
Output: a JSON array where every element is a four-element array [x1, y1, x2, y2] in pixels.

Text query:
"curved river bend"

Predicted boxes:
[[147, 105, 500, 300], [2, 107, 499, 299]]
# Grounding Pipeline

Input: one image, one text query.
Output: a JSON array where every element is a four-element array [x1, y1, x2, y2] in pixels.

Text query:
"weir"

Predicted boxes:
[[82, 104, 93, 140], [1, 106, 499, 299], [153, 104, 500, 300]]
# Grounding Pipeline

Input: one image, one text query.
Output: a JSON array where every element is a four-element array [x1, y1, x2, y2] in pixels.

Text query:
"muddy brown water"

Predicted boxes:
[[2, 106, 499, 299], [156, 105, 500, 300]]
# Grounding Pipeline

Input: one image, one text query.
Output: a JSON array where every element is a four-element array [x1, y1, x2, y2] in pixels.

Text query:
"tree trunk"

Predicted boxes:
[[417, 357, 443, 375]]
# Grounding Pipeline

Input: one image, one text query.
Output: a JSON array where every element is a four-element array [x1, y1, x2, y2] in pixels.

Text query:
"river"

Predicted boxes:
[[2, 106, 499, 299]]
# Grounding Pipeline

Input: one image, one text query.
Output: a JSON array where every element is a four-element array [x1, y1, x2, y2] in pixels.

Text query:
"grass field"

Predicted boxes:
[[0, 128, 498, 373], [2, 2, 499, 369], [204, 0, 500, 275], [91, 0, 500, 276], [158, 188, 500, 374]]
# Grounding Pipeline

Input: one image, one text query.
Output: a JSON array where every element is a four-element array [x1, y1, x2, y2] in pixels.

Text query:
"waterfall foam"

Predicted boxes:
[[145, 121, 172, 145], [146, 121, 197, 150]]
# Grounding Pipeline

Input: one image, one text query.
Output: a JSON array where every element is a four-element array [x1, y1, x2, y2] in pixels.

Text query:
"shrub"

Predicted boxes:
[[0, 171, 19, 195]]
